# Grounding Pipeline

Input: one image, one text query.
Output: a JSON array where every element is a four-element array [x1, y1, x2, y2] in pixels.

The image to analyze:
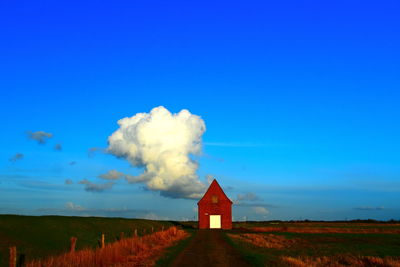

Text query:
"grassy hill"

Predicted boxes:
[[0, 214, 173, 266]]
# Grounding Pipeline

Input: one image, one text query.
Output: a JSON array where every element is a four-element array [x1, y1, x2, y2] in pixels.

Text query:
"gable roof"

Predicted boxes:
[[197, 179, 233, 204]]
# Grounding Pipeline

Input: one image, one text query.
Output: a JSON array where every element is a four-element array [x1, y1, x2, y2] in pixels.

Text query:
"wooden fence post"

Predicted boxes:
[[151, 226, 154, 233], [101, 234, 105, 248], [162, 226, 164, 231], [9, 246, 16, 267], [18, 253, 25, 267], [70, 237, 77, 253], [134, 229, 137, 237]]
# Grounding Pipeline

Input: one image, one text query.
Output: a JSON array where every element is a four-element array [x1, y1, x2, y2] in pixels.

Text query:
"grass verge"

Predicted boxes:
[[0, 214, 173, 266], [26, 227, 187, 267], [155, 229, 195, 267]]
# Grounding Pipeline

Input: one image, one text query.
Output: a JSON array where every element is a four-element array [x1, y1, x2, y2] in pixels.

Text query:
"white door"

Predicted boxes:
[[209, 215, 221, 229]]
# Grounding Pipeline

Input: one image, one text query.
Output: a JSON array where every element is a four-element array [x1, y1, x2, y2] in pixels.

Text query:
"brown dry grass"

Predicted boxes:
[[227, 233, 294, 249], [272, 222, 400, 228], [281, 255, 400, 267], [252, 227, 400, 234], [26, 226, 188, 267]]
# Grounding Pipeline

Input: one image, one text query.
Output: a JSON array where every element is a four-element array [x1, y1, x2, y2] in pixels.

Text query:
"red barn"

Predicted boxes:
[[197, 179, 232, 229]]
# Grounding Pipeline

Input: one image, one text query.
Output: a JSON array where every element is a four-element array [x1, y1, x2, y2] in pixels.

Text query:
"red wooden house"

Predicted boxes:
[[197, 179, 232, 229]]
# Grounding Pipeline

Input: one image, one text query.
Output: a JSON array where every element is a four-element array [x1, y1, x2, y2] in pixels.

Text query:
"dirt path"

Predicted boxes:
[[169, 230, 250, 267]]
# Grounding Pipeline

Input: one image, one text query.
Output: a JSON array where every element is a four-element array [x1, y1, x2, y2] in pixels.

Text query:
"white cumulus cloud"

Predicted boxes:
[[107, 106, 207, 199]]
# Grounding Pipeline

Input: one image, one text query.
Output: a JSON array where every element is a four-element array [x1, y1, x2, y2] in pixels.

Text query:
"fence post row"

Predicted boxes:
[[8, 226, 168, 266], [9, 246, 16, 267], [70, 237, 77, 253]]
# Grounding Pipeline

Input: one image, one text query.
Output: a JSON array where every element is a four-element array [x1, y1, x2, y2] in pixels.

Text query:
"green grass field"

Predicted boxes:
[[2, 217, 400, 267], [0, 214, 173, 266], [227, 221, 400, 267]]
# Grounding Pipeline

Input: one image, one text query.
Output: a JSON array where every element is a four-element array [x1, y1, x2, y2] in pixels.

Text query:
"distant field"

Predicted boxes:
[[227, 221, 400, 267], [0, 214, 173, 266]]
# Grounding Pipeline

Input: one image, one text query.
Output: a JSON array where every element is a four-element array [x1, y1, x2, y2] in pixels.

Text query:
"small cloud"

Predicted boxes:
[[65, 179, 73, 185], [65, 202, 86, 211], [124, 173, 154, 184], [252, 206, 269, 215], [54, 144, 62, 151], [237, 192, 261, 202], [9, 153, 24, 162], [79, 179, 115, 192], [69, 161, 76, 166], [234, 192, 262, 204], [98, 170, 124, 180], [27, 131, 53, 144], [354, 206, 385, 211], [87, 147, 106, 158]]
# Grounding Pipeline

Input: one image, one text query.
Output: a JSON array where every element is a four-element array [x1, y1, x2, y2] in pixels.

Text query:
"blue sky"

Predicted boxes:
[[0, 0, 399, 220]]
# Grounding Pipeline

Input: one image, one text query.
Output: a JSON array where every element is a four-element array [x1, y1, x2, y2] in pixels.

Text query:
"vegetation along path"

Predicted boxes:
[[170, 229, 250, 267]]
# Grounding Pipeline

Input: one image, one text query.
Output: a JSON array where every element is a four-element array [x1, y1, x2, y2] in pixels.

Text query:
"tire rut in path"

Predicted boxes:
[[170, 230, 250, 267]]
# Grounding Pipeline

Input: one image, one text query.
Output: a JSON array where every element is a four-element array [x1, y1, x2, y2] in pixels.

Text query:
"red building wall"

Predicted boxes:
[[198, 180, 232, 229]]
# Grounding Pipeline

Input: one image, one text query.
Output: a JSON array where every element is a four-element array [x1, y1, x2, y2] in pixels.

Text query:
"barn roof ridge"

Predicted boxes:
[[197, 179, 233, 204]]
